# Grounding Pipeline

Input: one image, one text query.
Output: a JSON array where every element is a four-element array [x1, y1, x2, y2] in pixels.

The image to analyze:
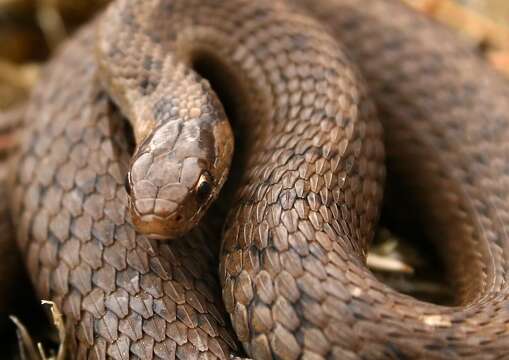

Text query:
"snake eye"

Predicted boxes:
[[124, 173, 132, 196], [196, 172, 213, 202]]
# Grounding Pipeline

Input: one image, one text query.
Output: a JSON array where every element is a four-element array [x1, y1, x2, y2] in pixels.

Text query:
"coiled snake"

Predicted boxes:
[[7, 0, 509, 358]]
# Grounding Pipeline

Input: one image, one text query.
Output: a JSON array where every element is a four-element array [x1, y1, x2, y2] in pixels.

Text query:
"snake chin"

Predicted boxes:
[[130, 209, 192, 240]]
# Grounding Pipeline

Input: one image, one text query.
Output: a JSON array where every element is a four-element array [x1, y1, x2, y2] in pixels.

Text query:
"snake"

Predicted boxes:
[[7, 0, 509, 358]]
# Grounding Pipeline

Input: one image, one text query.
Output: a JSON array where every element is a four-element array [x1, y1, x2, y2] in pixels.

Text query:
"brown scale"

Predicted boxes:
[[7, 0, 509, 359]]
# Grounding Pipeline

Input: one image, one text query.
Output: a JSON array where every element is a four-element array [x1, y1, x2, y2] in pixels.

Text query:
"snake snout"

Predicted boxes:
[[131, 206, 189, 240], [133, 198, 179, 218]]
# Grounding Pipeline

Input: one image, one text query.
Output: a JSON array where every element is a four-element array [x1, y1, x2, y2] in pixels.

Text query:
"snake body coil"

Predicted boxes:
[[9, 0, 509, 359]]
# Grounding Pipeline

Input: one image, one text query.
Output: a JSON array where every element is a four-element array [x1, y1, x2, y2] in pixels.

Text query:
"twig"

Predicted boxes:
[[10, 315, 40, 360], [36, 0, 67, 51], [367, 253, 415, 274]]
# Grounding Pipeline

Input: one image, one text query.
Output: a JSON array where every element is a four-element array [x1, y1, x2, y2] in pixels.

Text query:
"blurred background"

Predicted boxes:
[[0, 0, 507, 358]]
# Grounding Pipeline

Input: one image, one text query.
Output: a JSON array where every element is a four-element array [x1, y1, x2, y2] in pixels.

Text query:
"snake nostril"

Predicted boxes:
[[175, 214, 182, 222]]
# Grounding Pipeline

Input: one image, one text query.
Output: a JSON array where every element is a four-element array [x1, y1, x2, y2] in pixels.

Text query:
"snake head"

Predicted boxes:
[[125, 115, 233, 239]]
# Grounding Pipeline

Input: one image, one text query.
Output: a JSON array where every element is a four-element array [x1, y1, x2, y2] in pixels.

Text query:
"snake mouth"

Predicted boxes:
[[130, 209, 191, 239], [138, 213, 173, 222]]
